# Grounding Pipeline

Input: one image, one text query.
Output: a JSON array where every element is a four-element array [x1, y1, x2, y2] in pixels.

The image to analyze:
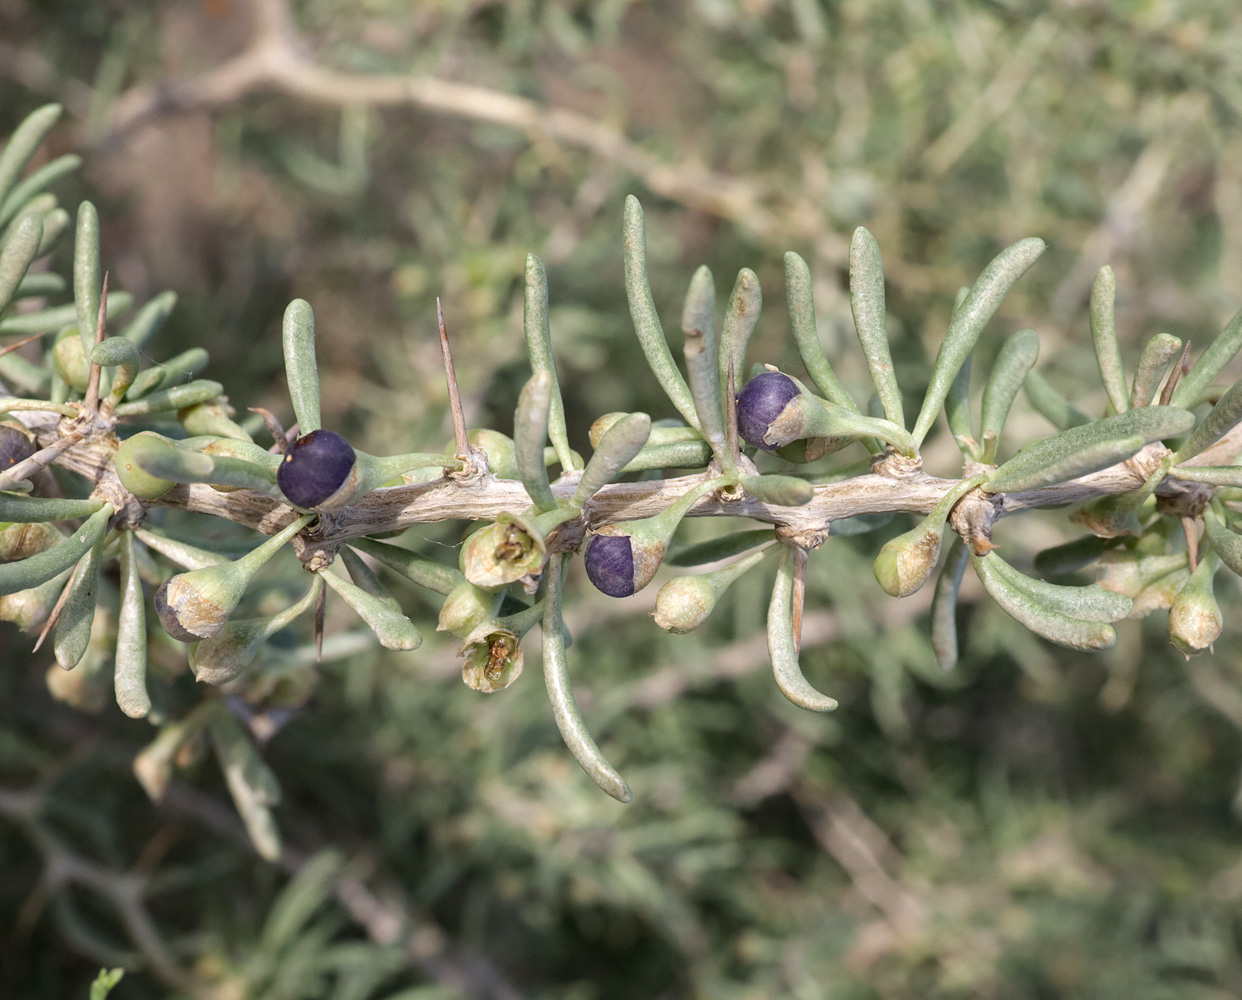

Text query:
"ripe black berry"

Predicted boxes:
[[277, 429, 358, 510], [0, 422, 37, 470], [584, 533, 636, 598], [736, 371, 800, 451]]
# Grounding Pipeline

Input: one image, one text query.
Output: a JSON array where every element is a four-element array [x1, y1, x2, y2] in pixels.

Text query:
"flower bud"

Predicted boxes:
[[177, 400, 254, 441], [190, 578, 322, 684], [873, 474, 986, 598], [0, 521, 64, 562], [0, 421, 37, 470], [0, 569, 72, 631], [583, 477, 724, 597], [1168, 553, 1222, 656], [653, 545, 771, 633], [154, 514, 313, 640], [437, 579, 504, 637]]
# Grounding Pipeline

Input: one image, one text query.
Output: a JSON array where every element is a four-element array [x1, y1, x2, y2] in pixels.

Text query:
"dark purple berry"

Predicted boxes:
[[736, 372, 799, 451], [0, 423, 37, 469], [277, 429, 357, 509], [584, 533, 636, 597]]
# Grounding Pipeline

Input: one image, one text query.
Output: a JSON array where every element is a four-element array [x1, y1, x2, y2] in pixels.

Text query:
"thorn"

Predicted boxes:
[[34, 564, 80, 654], [437, 298, 471, 462], [1183, 515, 1199, 572], [82, 272, 109, 415], [791, 546, 807, 657], [249, 407, 289, 453], [726, 358, 740, 466], [0, 329, 52, 360], [1159, 339, 1193, 406], [314, 580, 326, 662]]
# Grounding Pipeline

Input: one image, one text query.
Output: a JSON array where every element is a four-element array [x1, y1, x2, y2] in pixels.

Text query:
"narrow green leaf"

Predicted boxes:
[[348, 536, 463, 595], [849, 227, 903, 427], [985, 551, 1132, 622], [1032, 534, 1117, 576], [619, 439, 713, 473], [13, 272, 65, 299], [339, 547, 400, 609], [1205, 506, 1242, 577], [35, 206, 68, 256], [1171, 308, 1242, 409], [0, 104, 61, 207], [682, 265, 729, 466], [208, 706, 282, 861], [282, 299, 321, 433], [0, 503, 111, 596], [1129, 333, 1181, 409], [983, 406, 1194, 493], [136, 446, 278, 494], [114, 530, 151, 718], [53, 529, 106, 670], [513, 371, 557, 512], [971, 551, 1117, 650], [0, 212, 42, 317], [1172, 376, 1242, 463], [739, 474, 813, 507], [912, 237, 1046, 447], [133, 526, 230, 570], [667, 528, 776, 567], [113, 378, 223, 416], [321, 568, 421, 650], [622, 196, 699, 430], [1168, 465, 1242, 489], [718, 267, 762, 403], [1089, 265, 1129, 415], [126, 345, 208, 399], [931, 536, 970, 670], [0, 154, 80, 229], [0, 291, 132, 336], [524, 254, 577, 469], [89, 968, 125, 1000], [73, 202, 101, 355], [0, 494, 102, 523], [1024, 369, 1090, 430], [784, 250, 857, 410], [768, 546, 837, 712], [571, 411, 651, 507], [980, 328, 1040, 457], [542, 552, 632, 802], [119, 290, 177, 349], [91, 336, 140, 402], [945, 351, 977, 458]]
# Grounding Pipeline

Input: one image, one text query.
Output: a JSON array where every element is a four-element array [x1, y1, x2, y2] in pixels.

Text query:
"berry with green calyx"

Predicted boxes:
[[277, 429, 460, 511], [153, 514, 314, 640], [584, 476, 725, 597], [437, 579, 505, 637], [735, 369, 914, 455]]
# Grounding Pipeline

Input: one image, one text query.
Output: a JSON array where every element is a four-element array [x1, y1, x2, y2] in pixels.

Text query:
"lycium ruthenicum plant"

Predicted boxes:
[[3, 105, 1242, 853]]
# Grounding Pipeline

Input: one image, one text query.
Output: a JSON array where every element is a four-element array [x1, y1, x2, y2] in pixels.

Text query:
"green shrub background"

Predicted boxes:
[[3, 1, 1242, 997]]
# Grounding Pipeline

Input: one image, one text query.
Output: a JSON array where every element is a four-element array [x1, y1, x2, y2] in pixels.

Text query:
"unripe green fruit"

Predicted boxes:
[[115, 432, 179, 499], [52, 326, 89, 392]]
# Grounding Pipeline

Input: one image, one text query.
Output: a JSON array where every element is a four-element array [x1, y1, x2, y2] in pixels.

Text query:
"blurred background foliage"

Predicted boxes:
[[4, 0, 1242, 997]]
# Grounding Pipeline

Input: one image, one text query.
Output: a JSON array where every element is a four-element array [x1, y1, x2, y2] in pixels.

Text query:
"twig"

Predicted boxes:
[[437, 298, 470, 462], [1159, 339, 1193, 406]]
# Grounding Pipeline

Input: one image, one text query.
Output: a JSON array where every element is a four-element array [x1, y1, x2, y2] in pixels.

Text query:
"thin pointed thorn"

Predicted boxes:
[[1159, 339, 1193, 406], [315, 580, 326, 662], [82, 271, 109, 414], [0, 329, 49, 360], [791, 546, 807, 656], [437, 298, 470, 461], [249, 407, 289, 453], [1183, 516, 1199, 572], [726, 359, 740, 466]]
